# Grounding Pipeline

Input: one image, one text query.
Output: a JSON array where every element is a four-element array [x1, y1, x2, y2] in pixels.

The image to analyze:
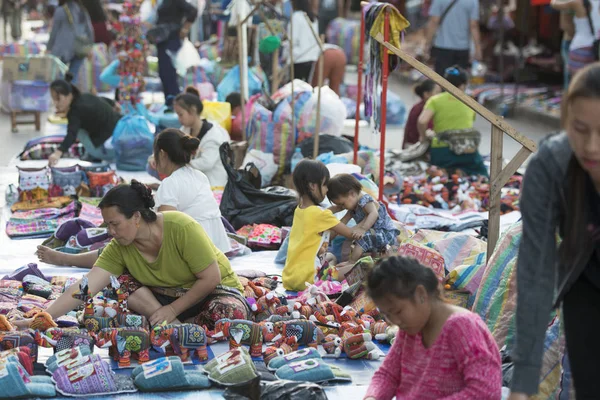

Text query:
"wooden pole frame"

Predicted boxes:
[[234, 0, 283, 138], [303, 14, 326, 159], [371, 33, 537, 260]]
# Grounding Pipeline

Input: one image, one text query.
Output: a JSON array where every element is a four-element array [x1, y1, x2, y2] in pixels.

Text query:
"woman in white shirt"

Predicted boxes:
[[173, 86, 230, 188], [153, 128, 231, 253], [289, 0, 320, 82], [551, 0, 600, 77]]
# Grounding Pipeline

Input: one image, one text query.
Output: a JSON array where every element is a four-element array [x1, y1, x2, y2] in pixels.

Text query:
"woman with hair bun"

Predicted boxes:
[[153, 128, 231, 253], [21, 180, 246, 330]]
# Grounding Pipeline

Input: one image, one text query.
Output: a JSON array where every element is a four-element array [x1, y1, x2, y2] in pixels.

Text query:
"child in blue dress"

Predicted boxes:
[[327, 174, 400, 263]]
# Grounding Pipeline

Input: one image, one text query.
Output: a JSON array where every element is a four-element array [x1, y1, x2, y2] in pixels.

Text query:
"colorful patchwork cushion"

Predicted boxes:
[[0, 288, 23, 303]]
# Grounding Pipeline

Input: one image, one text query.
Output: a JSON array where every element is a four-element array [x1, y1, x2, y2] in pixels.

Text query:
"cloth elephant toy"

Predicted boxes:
[[150, 323, 208, 362], [273, 319, 324, 349], [94, 327, 150, 367], [34, 327, 95, 354], [211, 319, 263, 357]]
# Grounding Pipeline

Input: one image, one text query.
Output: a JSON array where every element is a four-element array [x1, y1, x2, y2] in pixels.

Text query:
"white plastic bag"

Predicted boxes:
[[243, 149, 278, 187], [167, 39, 203, 77], [140, 0, 161, 25], [298, 85, 347, 140]]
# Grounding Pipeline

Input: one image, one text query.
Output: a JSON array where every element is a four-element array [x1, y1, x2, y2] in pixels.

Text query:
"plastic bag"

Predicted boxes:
[[202, 101, 232, 132], [243, 149, 278, 187], [217, 65, 266, 101], [224, 380, 327, 400], [299, 134, 354, 158], [219, 142, 298, 230], [111, 115, 155, 171], [168, 39, 203, 77], [297, 86, 347, 142]]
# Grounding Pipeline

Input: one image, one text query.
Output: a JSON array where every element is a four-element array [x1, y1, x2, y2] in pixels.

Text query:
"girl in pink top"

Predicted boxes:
[[364, 256, 502, 400]]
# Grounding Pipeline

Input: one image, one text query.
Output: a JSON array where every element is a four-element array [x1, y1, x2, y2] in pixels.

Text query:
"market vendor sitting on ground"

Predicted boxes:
[[417, 65, 488, 177], [17, 181, 247, 330], [47, 74, 122, 166], [148, 87, 230, 188]]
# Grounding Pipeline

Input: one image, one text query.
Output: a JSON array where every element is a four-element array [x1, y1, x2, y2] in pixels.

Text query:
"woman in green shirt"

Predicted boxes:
[[17, 181, 248, 329], [417, 66, 488, 177]]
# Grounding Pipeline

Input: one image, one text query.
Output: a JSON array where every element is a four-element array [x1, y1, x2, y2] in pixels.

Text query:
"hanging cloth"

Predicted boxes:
[[363, 2, 409, 130]]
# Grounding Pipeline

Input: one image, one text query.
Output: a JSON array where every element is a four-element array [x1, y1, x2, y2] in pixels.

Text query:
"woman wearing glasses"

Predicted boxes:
[[417, 65, 488, 177]]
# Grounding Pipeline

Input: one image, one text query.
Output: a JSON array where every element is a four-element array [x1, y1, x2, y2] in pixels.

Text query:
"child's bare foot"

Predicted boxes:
[[36, 246, 67, 266]]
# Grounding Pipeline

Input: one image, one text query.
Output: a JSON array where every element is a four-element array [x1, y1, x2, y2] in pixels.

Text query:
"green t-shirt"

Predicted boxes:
[[96, 211, 243, 292], [424, 92, 476, 144]]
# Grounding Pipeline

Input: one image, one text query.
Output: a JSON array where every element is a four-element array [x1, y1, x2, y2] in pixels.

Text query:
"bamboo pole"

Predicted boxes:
[[303, 13, 325, 159], [290, 8, 295, 141], [237, 15, 247, 133]]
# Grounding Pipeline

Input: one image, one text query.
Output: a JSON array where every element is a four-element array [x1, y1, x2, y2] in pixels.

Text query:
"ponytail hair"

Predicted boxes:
[[174, 87, 203, 115], [154, 128, 200, 166], [50, 73, 81, 100], [414, 79, 436, 99]]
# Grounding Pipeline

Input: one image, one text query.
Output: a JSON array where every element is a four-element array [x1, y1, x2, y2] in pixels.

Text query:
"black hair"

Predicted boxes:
[[154, 128, 200, 166], [174, 86, 203, 115], [50, 73, 81, 100], [559, 63, 600, 270], [367, 256, 441, 301], [327, 174, 362, 202], [98, 180, 157, 222], [293, 159, 330, 206], [443, 65, 468, 88], [226, 92, 242, 109], [414, 79, 436, 99], [291, 0, 315, 21]]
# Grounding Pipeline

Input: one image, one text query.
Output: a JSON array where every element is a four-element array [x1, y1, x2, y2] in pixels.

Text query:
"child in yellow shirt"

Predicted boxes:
[[282, 160, 353, 291]]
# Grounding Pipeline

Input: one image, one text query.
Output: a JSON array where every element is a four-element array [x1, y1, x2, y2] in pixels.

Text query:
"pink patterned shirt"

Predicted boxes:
[[365, 312, 502, 400]]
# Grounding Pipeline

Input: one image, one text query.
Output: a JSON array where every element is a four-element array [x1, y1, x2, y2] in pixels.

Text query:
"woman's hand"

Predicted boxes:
[[149, 304, 178, 326], [48, 150, 63, 167], [507, 393, 529, 400]]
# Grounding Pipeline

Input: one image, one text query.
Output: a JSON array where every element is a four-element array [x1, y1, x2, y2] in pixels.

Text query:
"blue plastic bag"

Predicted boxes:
[[217, 65, 267, 101], [111, 115, 155, 171]]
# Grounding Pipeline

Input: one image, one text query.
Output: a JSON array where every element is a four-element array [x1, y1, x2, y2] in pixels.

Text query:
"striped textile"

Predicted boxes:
[[568, 46, 595, 75], [472, 222, 575, 399]]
